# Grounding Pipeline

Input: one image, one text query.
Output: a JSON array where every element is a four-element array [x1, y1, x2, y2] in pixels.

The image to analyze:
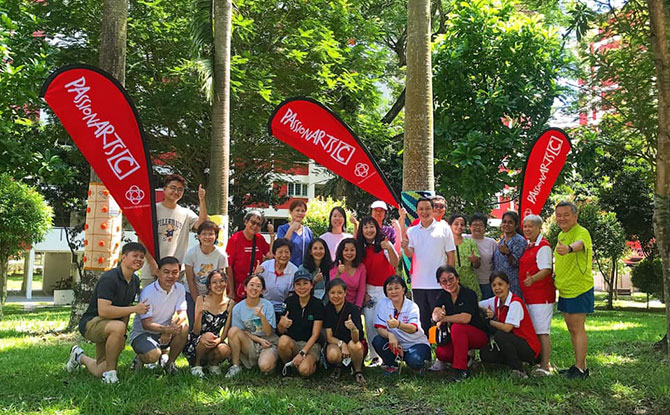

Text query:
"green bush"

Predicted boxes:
[[631, 256, 665, 303]]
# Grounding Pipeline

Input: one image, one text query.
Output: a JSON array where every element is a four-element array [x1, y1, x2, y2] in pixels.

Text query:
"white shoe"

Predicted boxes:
[[511, 369, 528, 379], [208, 365, 222, 375], [130, 355, 142, 372], [66, 345, 84, 373], [428, 360, 447, 372], [101, 370, 119, 384], [531, 367, 554, 377], [191, 366, 205, 378], [159, 353, 169, 368], [225, 364, 242, 379]]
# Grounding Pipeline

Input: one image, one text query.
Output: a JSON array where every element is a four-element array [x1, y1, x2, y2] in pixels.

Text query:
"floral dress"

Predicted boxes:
[[183, 305, 230, 365], [492, 233, 527, 298]]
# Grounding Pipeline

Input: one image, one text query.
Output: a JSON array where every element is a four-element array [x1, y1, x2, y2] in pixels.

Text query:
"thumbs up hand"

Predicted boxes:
[[253, 303, 265, 318], [381, 236, 393, 250], [524, 272, 533, 287], [337, 260, 345, 276], [498, 241, 510, 255], [432, 305, 446, 323], [253, 260, 263, 275], [198, 184, 206, 200], [556, 240, 570, 256], [387, 313, 400, 329], [468, 250, 479, 264], [344, 314, 355, 330], [279, 311, 292, 329], [486, 305, 494, 319]]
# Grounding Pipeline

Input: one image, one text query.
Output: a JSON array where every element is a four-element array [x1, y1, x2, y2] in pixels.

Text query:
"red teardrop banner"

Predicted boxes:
[[268, 97, 399, 207], [40, 64, 159, 259], [519, 128, 572, 223]]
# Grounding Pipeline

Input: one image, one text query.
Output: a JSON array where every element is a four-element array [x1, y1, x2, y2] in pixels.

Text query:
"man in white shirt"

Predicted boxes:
[[130, 256, 188, 374], [139, 174, 208, 288], [401, 197, 456, 335]]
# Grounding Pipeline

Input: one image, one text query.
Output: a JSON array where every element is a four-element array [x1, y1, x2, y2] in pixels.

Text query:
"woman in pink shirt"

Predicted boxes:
[[329, 238, 366, 309]]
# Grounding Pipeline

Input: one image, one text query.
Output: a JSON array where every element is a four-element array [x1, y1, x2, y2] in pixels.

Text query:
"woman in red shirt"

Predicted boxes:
[[355, 216, 398, 365], [226, 210, 271, 301], [478, 271, 540, 378]]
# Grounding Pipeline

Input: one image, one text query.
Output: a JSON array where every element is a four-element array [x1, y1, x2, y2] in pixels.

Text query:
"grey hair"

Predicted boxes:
[[523, 214, 543, 227], [555, 201, 577, 213]]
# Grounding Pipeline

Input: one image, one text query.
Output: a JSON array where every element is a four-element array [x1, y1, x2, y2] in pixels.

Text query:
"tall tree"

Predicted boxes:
[[199, 0, 232, 217], [67, 0, 128, 330], [647, 0, 670, 356], [403, 0, 434, 191]]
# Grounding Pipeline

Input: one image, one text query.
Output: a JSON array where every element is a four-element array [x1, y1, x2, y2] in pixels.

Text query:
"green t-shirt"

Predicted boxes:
[[554, 224, 593, 298], [454, 238, 482, 300]]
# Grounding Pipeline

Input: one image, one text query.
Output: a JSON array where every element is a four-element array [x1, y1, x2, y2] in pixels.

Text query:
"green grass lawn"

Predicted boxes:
[[6, 273, 43, 292], [0, 304, 668, 415]]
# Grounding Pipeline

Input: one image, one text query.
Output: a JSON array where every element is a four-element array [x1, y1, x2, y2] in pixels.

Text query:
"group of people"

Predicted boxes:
[[65, 174, 595, 385]]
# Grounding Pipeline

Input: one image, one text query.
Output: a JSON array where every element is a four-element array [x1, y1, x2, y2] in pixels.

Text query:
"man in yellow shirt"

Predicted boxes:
[[554, 201, 593, 380]]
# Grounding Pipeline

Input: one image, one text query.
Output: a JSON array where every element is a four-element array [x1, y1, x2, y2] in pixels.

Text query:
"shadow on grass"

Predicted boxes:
[[1, 310, 669, 415]]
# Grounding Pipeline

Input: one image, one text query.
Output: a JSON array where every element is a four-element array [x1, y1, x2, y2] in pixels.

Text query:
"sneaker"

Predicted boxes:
[[164, 362, 178, 375], [159, 353, 169, 368], [66, 345, 84, 373], [226, 364, 242, 379], [449, 369, 470, 382], [130, 355, 142, 372], [565, 365, 589, 380], [191, 366, 205, 378], [531, 367, 554, 377], [368, 357, 382, 368], [208, 365, 222, 376], [382, 366, 399, 376], [101, 370, 119, 384], [145, 363, 159, 370], [429, 360, 447, 372], [511, 369, 528, 379]]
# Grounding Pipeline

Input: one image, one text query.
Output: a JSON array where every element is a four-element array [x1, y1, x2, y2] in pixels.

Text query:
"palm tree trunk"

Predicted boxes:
[[208, 0, 232, 218], [647, 0, 670, 358], [67, 0, 128, 331], [403, 0, 434, 191]]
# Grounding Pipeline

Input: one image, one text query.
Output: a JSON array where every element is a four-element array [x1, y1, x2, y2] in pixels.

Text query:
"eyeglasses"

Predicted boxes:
[[439, 277, 458, 285], [248, 220, 263, 227], [433, 204, 446, 209], [166, 185, 185, 193]]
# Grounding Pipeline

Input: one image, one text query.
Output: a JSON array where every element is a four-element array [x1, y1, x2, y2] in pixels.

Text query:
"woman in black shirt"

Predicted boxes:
[[323, 279, 366, 385], [431, 265, 489, 382]]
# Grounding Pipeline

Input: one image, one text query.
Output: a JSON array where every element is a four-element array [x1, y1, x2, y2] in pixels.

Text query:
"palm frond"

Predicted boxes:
[[190, 0, 213, 55]]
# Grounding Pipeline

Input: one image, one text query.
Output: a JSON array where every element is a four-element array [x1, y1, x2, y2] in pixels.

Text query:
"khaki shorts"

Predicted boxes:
[[83, 317, 117, 363], [240, 333, 278, 369], [292, 340, 321, 361]]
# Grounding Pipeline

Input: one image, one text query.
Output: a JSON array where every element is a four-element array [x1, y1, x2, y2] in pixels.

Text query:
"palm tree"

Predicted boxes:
[[403, 0, 434, 192], [191, 0, 232, 217]]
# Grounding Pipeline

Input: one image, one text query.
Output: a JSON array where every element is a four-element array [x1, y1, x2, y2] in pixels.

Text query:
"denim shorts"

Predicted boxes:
[[557, 288, 594, 314]]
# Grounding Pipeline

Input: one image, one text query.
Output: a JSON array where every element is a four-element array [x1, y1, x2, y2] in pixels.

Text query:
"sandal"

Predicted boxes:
[[354, 371, 366, 387], [330, 367, 341, 379]]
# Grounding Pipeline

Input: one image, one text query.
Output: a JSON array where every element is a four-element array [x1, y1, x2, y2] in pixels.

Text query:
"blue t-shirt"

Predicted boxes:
[[231, 297, 276, 337], [277, 223, 313, 267]]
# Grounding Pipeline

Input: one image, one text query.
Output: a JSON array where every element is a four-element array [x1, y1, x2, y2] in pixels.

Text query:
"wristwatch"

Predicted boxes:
[[299, 350, 306, 357], [337, 340, 343, 348], [568, 244, 574, 253]]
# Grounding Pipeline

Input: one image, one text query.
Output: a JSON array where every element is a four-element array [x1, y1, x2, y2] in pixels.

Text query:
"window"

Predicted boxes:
[[287, 182, 308, 197]]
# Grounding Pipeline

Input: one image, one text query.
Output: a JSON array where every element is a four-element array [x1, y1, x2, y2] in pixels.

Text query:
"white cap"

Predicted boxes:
[[370, 200, 388, 210]]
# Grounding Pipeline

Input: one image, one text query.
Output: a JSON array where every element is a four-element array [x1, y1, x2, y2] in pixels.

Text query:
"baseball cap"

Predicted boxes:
[[293, 268, 313, 284], [370, 200, 388, 210]]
